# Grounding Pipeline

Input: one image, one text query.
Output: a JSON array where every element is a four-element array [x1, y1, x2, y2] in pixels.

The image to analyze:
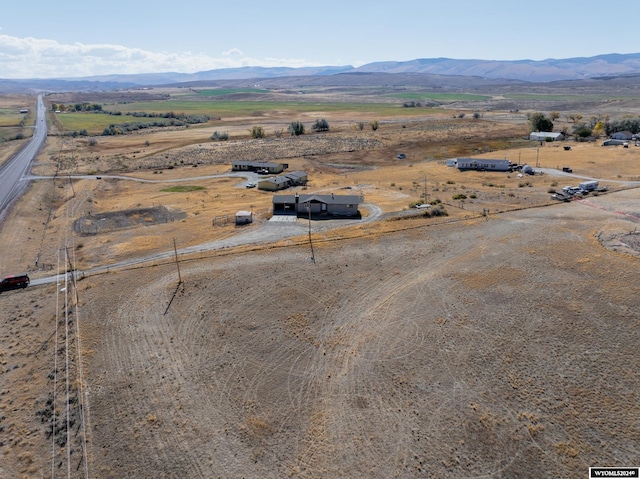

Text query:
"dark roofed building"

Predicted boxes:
[[273, 193, 363, 218], [231, 161, 285, 174]]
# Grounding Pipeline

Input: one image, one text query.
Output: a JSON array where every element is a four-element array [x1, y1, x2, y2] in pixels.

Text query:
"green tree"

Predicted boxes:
[[311, 119, 330, 132], [250, 126, 266, 139], [573, 124, 593, 138], [529, 112, 554, 132], [288, 121, 305, 136], [370, 120, 379, 131]]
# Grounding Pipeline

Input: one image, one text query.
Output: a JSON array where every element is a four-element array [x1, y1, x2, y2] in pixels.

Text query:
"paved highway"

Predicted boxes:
[[0, 95, 47, 219]]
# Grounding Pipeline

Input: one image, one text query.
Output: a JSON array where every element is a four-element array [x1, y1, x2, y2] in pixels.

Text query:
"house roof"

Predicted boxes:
[[284, 171, 308, 179], [530, 131, 563, 138], [455, 158, 510, 164], [260, 176, 290, 185], [233, 160, 282, 168], [273, 194, 363, 205]]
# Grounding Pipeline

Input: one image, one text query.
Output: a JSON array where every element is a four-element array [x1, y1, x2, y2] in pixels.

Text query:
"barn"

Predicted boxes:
[[272, 193, 363, 218]]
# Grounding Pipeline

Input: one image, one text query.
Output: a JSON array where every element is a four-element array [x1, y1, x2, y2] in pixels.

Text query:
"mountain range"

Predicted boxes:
[[2, 53, 640, 93]]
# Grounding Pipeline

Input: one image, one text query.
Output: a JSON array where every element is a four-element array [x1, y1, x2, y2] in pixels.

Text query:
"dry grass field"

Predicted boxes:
[[1, 89, 640, 478]]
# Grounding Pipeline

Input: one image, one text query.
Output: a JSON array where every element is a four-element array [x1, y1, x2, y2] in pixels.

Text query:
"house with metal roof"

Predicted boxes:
[[272, 193, 363, 218]]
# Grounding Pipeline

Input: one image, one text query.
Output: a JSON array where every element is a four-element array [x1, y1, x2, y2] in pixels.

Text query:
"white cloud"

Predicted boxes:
[[0, 34, 319, 79], [222, 48, 243, 56]]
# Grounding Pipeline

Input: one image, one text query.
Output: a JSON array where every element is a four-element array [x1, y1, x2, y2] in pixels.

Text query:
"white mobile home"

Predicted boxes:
[[455, 158, 512, 171], [530, 132, 564, 141]]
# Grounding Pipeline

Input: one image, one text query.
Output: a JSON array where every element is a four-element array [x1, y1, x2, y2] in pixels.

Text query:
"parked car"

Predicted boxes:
[[562, 167, 573, 173], [246, 182, 256, 188], [396, 153, 406, 159], [0, 274, 30, 292]]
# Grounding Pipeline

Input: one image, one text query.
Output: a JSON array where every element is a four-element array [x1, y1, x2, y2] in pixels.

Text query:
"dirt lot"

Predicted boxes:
[[1, 98, 640, 478]]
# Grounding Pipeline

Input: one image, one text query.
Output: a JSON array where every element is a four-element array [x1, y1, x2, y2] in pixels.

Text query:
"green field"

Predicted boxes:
[[503, 93, 625, 101], [0, 109, 23, 127], [101, 100, 441, 117], [54, 112, 121, 133], [387, 92, 492, 101], [195, 88, 270, 96], [54, 99, 445, 133]]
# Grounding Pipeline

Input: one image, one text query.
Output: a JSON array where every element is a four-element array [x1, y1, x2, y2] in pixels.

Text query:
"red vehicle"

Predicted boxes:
[[0, 274, 30, 292]]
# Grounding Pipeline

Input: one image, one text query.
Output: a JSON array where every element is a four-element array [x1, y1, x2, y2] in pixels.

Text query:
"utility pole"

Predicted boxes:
[[173, 238, 182, 285], [424, 175, 428, 203], [306, 202, 315, 264]]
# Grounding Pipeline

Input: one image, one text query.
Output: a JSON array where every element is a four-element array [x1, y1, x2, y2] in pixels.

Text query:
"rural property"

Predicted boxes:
[[0, 78, 639, 478]]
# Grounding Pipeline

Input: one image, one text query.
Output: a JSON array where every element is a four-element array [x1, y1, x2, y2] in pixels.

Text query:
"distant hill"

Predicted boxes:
[[2, 53, 640, 93], [357, 53, 640, 82]]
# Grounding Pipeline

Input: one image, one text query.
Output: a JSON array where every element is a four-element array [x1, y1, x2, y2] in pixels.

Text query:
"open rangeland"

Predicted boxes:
[[1, 89, 640, 478]]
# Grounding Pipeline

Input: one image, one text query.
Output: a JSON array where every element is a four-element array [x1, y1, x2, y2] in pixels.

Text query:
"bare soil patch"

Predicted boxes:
[[3, 192, 639, 478], [72, 205, 186, 235]]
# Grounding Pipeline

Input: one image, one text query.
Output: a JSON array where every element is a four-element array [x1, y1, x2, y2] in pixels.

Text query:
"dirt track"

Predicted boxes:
[[66, 190, 640, 478]]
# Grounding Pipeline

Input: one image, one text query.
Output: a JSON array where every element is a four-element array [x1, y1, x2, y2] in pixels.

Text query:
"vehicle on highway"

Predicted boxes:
[[0, 274, 30, 292]]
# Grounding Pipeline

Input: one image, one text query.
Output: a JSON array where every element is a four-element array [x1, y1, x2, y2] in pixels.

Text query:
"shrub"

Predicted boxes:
[[250, 126, 266, 139], [311, 119, 330, 132], [288, 121, 305, 136], [370, 120, 379, 131], [211, 131, 229, 141], [452, 193, 467, 200], [423, 205, 448, 217]]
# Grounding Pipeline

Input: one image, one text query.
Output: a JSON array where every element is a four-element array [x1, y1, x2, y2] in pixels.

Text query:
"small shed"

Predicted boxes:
[[529, 132, 564, 141], [235, 210, 253, 225]]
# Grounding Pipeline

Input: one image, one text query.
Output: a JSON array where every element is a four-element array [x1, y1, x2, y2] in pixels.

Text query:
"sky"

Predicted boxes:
[[0, 0, 637, 79]]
